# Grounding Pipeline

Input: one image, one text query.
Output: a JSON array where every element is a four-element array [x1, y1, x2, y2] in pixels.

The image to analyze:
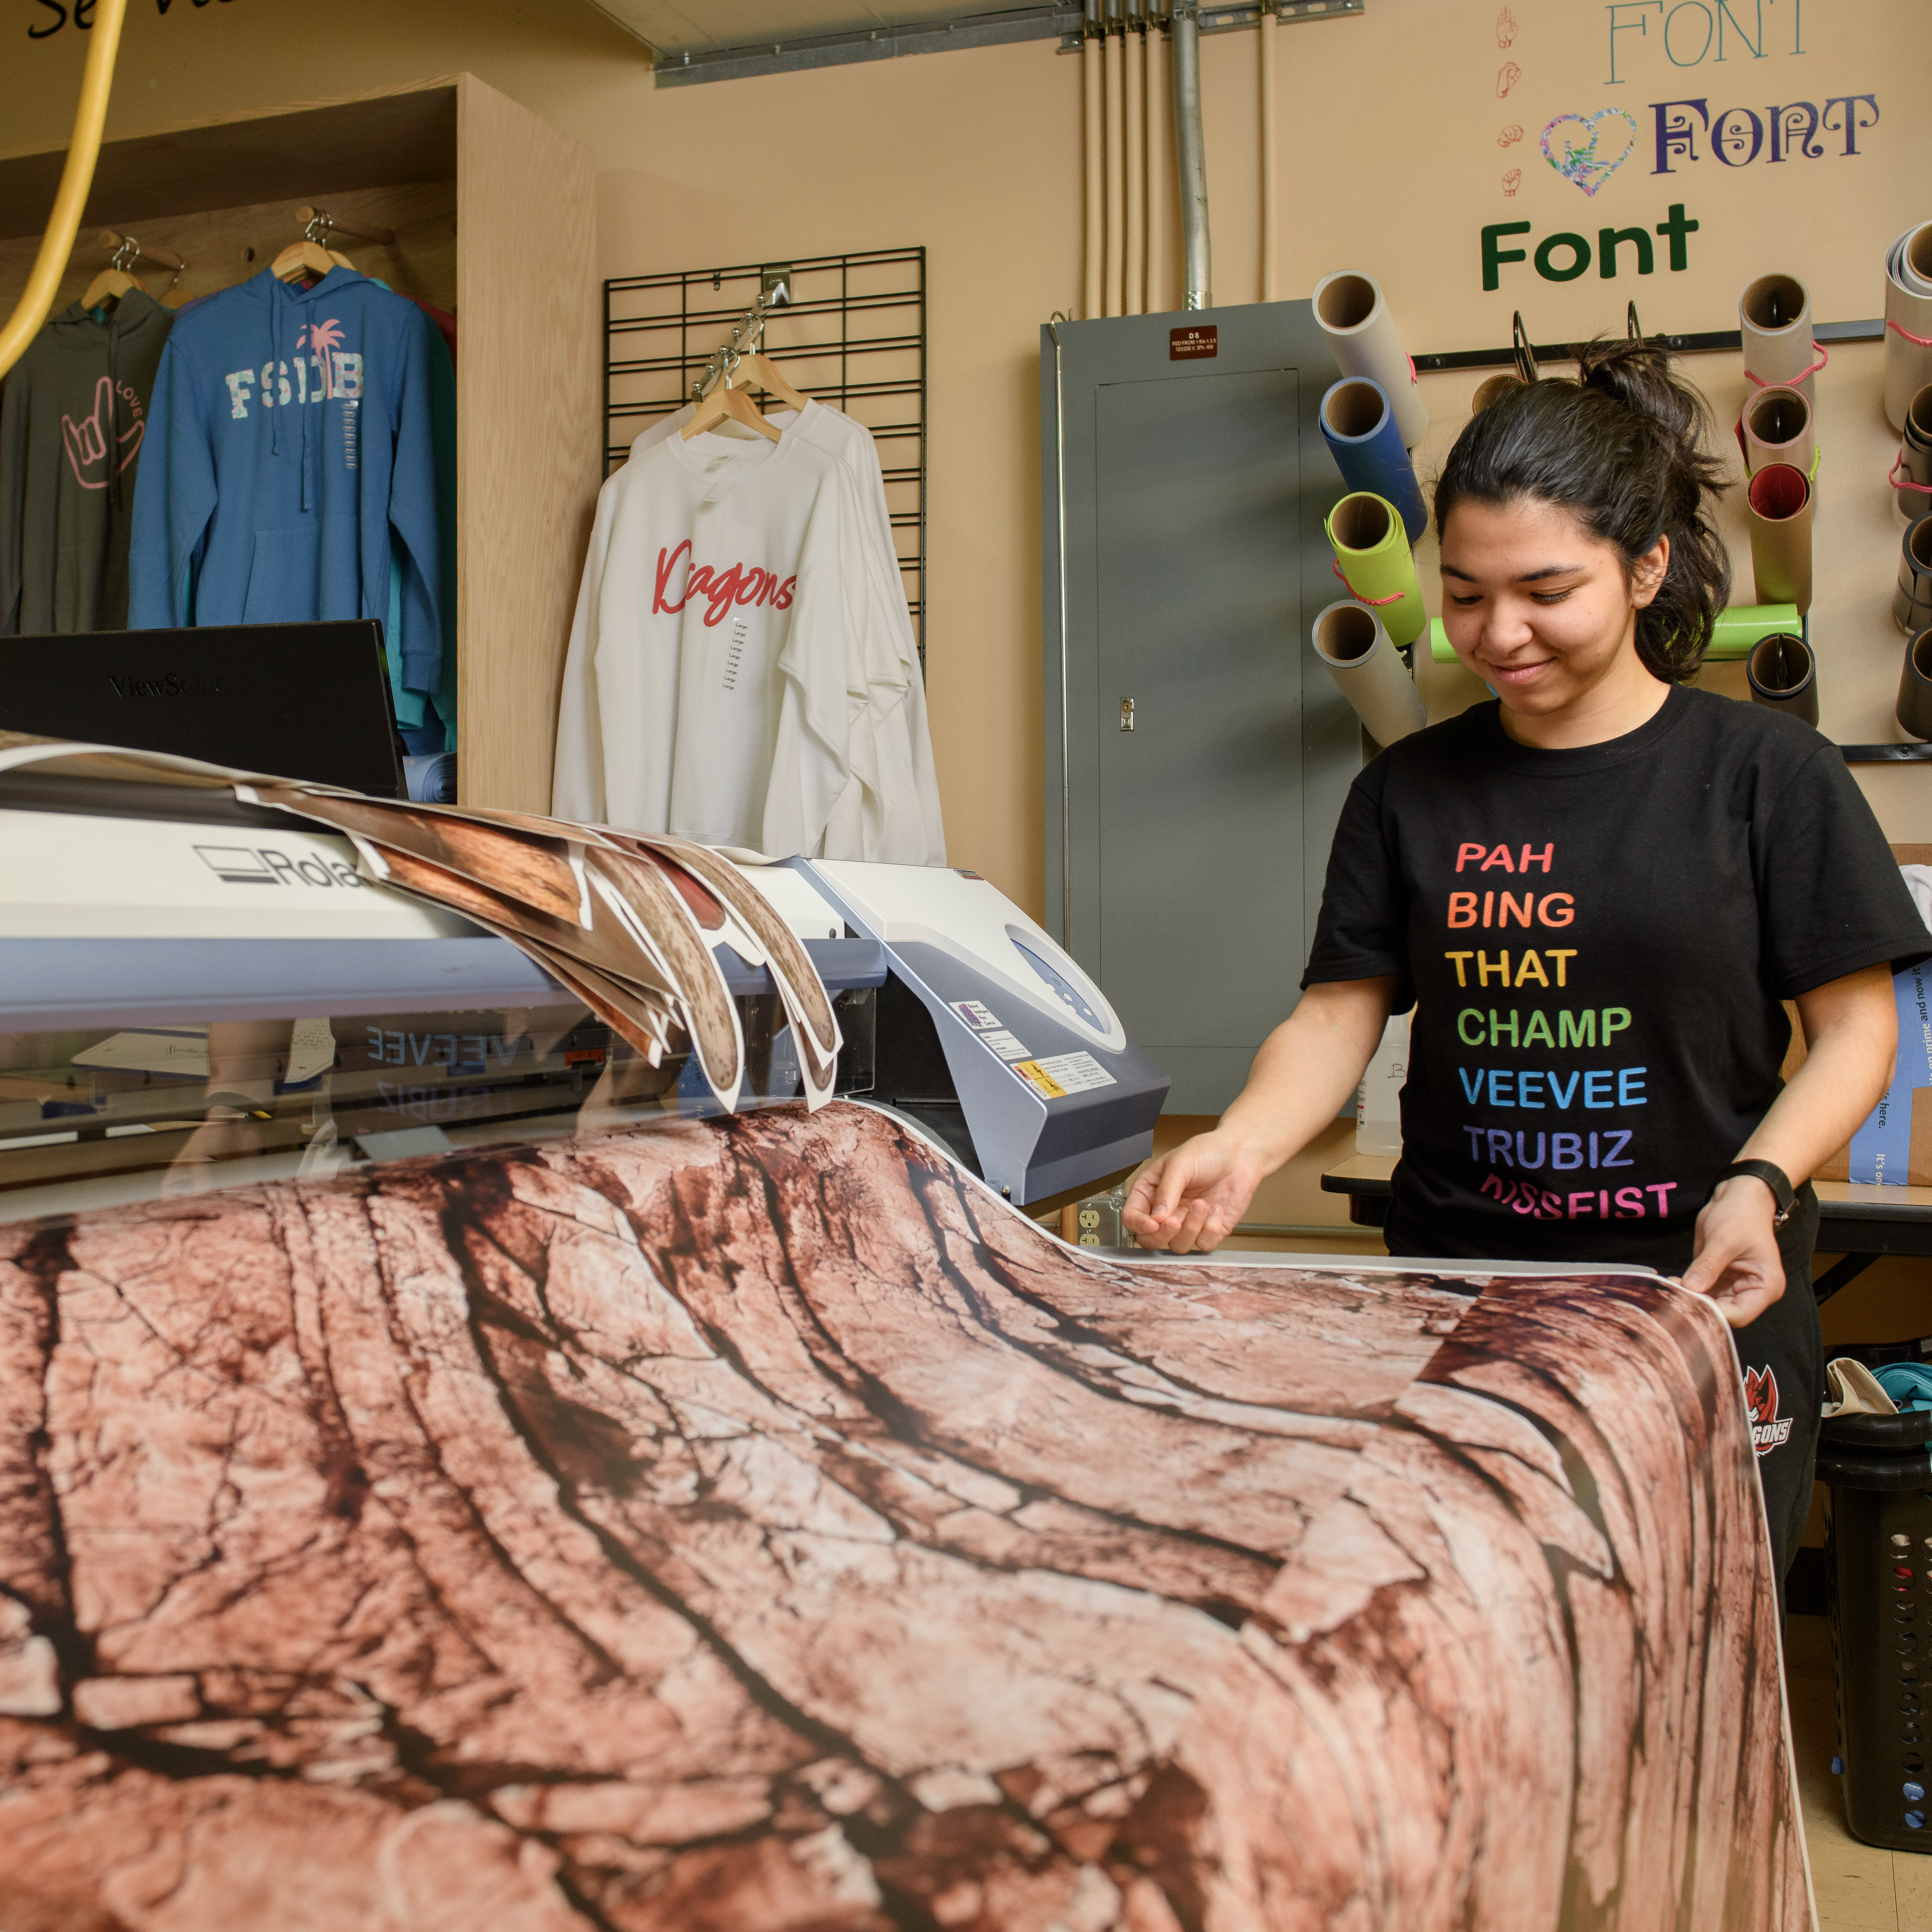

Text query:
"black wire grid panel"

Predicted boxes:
[[604, 248, 928, 659]]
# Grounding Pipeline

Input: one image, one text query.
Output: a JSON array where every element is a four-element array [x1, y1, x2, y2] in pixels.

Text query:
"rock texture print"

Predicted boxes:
[[0, 1104, 1811, 1931]]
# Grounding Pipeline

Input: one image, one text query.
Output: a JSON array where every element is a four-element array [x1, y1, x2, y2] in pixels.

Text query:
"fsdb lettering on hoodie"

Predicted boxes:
[[222, 322, 365, 419], [652, 539, 796, 626]]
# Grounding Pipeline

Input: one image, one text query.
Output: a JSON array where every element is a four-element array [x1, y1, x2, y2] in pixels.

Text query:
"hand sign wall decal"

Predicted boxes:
[[1496, 60, 1522, 98], [1496, 5, 1518, 47], [60, 375, 144, 491], [1503, 168, 1522, 198], [1498, 124, 1524, 147]]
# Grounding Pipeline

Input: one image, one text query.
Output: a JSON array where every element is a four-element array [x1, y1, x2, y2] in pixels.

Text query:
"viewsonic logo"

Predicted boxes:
[[1744, 1366, 1793, 1456]]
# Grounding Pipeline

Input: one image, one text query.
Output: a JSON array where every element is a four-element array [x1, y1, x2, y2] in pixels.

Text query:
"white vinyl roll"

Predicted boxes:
[[1313, 271, 1427, 449], [1885, 224, 1932, 432], [1311, 599, 1426, 747], [1739, 274, 1821, 405]]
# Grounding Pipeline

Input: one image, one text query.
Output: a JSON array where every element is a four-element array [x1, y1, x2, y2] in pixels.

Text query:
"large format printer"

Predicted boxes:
[[0, 765, 1168, 1221]]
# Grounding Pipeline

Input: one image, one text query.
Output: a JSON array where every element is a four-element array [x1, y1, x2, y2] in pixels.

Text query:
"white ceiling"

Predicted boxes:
[[583, 0, 994, 56]]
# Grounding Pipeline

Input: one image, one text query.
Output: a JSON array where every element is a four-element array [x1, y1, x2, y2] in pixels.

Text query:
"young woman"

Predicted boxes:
[[1122, 340, 1927, 1576]]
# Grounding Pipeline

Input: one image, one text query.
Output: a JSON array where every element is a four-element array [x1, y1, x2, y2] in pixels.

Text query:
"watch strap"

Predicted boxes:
[[1714, 1158, 1795, 1226]]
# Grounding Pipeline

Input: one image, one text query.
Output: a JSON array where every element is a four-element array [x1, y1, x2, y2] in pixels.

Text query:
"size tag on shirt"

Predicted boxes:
[[1013, 1051, 1117, 1100]]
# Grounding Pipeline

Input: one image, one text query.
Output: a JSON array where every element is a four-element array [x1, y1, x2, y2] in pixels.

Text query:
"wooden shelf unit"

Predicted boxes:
[[0, 75, 599, 815]]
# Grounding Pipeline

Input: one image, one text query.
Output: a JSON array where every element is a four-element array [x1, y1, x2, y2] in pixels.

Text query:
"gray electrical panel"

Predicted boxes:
[[1041, 302, 1361, 1114]]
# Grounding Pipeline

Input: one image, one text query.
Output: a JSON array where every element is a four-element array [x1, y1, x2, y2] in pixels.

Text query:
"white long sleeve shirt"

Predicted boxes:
[[553, 427, 869, 856], [630, 400, 944, 864]]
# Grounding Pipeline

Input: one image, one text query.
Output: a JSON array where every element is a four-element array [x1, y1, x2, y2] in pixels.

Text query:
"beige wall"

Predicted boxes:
[[5, 0, 1928, 902]]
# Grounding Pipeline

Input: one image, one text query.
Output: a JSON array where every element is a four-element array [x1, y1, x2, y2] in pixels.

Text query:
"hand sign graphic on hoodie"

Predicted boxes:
[[60, 374, 144, 490]]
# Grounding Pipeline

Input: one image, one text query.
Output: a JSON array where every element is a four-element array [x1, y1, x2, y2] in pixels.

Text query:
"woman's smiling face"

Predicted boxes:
[[1438, 495, 1669, 723]]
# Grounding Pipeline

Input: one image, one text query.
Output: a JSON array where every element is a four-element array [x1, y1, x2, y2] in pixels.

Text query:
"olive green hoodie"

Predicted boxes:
[[0, 288, 172, 634]]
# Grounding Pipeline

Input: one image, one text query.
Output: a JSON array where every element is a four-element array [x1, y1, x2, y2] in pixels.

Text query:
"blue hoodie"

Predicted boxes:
[[128, 267, 443, 699]]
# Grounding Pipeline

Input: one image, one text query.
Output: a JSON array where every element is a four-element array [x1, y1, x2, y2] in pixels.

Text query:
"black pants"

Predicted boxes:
[[1732, 1195, 1825, 1585]]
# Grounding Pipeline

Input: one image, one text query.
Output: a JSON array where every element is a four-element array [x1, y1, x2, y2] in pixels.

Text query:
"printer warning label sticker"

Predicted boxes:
[[1013, 1052, 1116, 1099], [979, 1030, 1031, 1062], [951, 1002, 1032, 1063]]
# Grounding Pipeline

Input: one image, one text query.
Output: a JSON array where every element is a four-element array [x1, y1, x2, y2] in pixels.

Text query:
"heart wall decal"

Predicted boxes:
[[1541, 109, 1639, 197]]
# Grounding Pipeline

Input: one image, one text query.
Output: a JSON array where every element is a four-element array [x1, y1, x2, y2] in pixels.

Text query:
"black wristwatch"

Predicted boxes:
[[1712, 1159, 1795, 1226]]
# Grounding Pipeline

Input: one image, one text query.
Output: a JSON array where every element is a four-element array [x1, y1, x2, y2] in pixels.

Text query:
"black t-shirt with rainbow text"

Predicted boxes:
[[1304, 685, 1929, 1271]]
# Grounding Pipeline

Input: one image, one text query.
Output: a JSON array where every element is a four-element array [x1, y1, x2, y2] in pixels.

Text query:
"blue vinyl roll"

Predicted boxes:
[[1320, 377, 1428, 542]]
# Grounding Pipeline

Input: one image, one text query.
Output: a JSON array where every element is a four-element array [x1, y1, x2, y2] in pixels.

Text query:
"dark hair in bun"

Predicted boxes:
[[1433, 338, 1732, 681]]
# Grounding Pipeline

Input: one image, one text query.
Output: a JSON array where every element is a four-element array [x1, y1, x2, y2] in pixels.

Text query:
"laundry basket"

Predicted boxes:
[[1818, 1338, 1932, 1853]]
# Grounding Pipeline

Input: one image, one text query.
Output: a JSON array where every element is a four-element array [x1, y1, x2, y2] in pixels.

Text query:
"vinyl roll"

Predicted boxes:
[[1428, 605, 1797, 664], [1744, 632, 1818, 727], [1325, 491, 1426, 649], [1742, 386, 1815, 479], [1311, 599, 1427, 747], [1740, 274, 1821, 405], [1885, 223, 1932, 432], [1471, 372, 1524, 415], [1895, 383, 1932, 519], [1707, 602, 1804, 661], [1746, 463, 1813, 614], [1320, 378, 1427, 542], [1313, 271, 1427, 448], [1894, 514, 1932, 634], [1899, 627, 1932, 741]]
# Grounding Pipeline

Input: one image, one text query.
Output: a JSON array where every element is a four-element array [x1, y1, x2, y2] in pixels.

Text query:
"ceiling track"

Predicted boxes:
[[636, 0, 1362, 89]]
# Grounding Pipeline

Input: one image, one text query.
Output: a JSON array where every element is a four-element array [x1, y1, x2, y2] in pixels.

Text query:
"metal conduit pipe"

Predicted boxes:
[[1170, 1, 1212, 311], [1081, 2, 1103, 320], [1103, 6, 1125, 315], [1259, 3, 1278, 302], [1123, 10, 1146, 316]]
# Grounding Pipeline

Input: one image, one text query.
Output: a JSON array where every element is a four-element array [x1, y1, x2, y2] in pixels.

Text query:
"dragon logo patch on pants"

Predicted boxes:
[[1744, 1366, 1794, 1456]]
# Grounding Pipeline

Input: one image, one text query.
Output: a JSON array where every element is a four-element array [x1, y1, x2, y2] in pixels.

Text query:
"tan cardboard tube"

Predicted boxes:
[[1895, 514, 1932, 633], [1744, 632, 1818, 727], [1743, 387, 1814, 479], [1471, 372, 1524, 414], [1899, 628, 1932, 741], [1886, 224, 1932, 431], [1313, 270, 1427, 448], [1741, 273, 1820, 405], [1747, 462, 1813, 613], [1311, 599, 1426, 748]]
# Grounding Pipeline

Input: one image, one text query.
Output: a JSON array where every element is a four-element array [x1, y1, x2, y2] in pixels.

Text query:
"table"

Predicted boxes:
[[1321, 1156, 1932, 1304]]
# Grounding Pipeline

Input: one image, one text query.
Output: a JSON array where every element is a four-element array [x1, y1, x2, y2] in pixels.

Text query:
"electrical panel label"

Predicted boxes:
[[1170, 324, 1218, 361]]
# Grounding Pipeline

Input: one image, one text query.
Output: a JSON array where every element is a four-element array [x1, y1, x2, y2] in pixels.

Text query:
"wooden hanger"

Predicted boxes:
[[81, 264, 144, 312], [83, 232, 147, 312], [681, 371, 782, 443], [732, 352, 811, 412], [271, 237, 340, 283]]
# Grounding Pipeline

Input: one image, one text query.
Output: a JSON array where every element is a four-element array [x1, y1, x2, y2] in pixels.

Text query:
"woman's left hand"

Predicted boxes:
[[1679, 1175, 1787, 1328]]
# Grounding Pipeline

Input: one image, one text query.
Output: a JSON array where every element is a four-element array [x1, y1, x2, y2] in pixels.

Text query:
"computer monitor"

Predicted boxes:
[[0, 621, 405, 798]]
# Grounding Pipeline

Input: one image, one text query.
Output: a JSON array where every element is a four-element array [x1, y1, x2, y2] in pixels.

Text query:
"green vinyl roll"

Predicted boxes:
[[1706, 603, 1803, 659], [1427, 604, 1800, 663], [1324, 493, 1426, 650]]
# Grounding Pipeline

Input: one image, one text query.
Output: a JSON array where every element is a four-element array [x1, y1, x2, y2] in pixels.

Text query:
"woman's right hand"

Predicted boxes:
[[1121, 1132, 1267, 1254]]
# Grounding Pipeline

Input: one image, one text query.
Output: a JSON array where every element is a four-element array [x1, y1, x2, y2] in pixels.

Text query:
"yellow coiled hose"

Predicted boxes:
[[0, 0, 128, 383]]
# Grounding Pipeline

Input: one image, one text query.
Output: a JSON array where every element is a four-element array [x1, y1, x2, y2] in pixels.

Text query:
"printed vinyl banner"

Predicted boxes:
[[1281, 0, 1931, 346], [0, 1103, 1809, 1929]]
